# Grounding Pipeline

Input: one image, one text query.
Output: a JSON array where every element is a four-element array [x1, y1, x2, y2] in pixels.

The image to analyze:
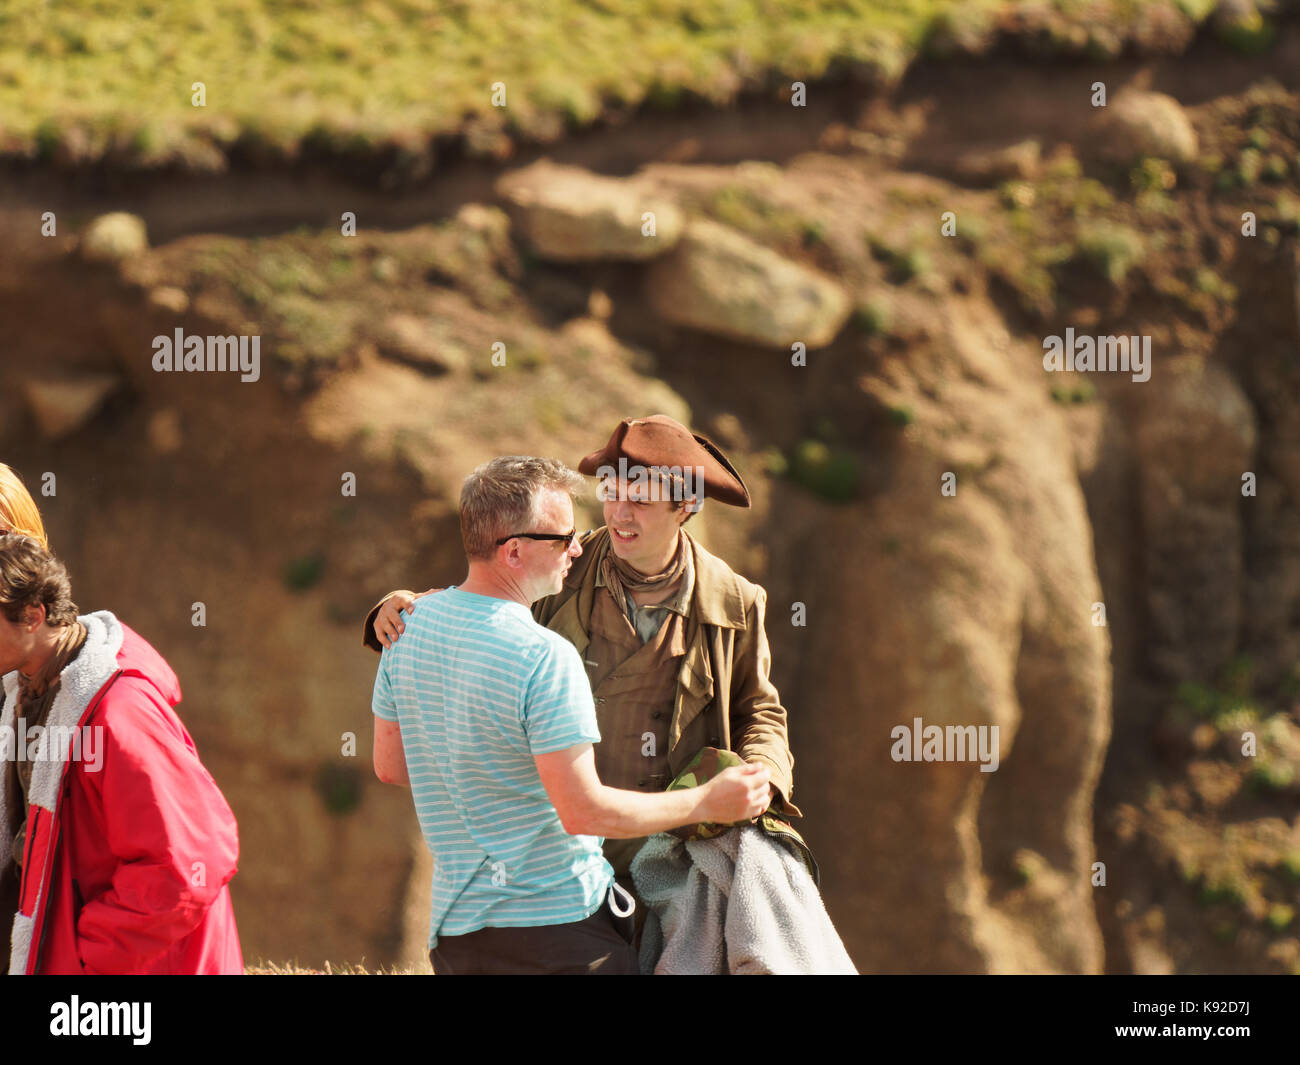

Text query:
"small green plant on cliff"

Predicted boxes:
[[284, 553, 326, 591], [1194, 267, 1238, 305], [1237, 148, 1264, 187], [1197, 874, 1247, 908], [1266, 903, 1295, 931], [1215, 10, 1278, 53], [704, 186, 804, 244], [1248, 758, 1295, 794], [853, 299, 892, 336], [1175, 679, 1218, 718], [1013, 852, 1040, 885], [315, 763, 363, 816], [786, 439, 861, 503], [1174, 655, 1260, 724], [1282, 852, 1300, 882], [1075, 222, 1145, 284], [761, 447, 789, 478], [1050, 380, 1097, 405], [1271, 194, 1300, 237], [1262, 154, 1289, 183], [802, 220, 828, 248], [867, 236, 931, 285], [1131, 157, 1177, 215], [886, 404, 915, 427]]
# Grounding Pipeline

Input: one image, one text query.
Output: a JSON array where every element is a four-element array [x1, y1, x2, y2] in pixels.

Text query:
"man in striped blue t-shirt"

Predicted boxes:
[[371, 456, 770, 975]]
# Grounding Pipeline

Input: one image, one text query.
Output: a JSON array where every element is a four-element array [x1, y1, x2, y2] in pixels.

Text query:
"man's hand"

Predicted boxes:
[[743, 758, 775, 808], [699, 763, 770, 824], [373, 589, 440, 649]]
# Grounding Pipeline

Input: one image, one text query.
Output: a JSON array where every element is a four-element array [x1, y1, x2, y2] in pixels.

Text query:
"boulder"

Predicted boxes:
[[496, 159, 684, 261], [644, 219, 851, 348], [1090, 89, 1198, 165], [22, 372, 122, 440], [374, 313, 470, 374], [1134, 359, 1257, 680], [148, 286, 190, 314], [955, 139, 1042, 184], [80, 212, 149, 263]]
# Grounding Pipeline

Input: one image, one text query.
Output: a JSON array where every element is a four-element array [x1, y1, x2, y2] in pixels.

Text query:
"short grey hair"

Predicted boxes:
[[460, 456, 585, 561]]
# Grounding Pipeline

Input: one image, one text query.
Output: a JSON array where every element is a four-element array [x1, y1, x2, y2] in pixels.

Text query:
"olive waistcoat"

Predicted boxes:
[[586, 584, 686, 876]]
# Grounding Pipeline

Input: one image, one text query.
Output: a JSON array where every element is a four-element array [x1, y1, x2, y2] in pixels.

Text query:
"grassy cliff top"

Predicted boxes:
[[0, 0, 1256, 169]]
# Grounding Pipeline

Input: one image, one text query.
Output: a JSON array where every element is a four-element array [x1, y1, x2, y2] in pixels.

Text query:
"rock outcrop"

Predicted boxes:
[[21, 372, 122, 440], [1090, 88, 1199, 165], [496, 159, 684, 261], [1134, 359, 1257, 681], [80, 212, 149, 262], [644, 219, 851, 348], [767, 297, 1112, 973]]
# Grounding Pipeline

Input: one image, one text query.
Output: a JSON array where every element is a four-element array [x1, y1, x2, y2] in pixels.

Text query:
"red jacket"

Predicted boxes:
[[2, 612, 243, 974]]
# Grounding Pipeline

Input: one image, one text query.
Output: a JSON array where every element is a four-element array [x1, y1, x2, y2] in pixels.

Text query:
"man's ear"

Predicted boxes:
[[23, 603, 47, 630]]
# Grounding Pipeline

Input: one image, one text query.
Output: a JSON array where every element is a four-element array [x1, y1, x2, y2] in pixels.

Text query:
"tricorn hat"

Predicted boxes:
[[577, 415, 751, 508]]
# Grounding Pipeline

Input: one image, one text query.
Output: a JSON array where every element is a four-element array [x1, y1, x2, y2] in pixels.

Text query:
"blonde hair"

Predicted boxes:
[[0, 464, 48, 549]]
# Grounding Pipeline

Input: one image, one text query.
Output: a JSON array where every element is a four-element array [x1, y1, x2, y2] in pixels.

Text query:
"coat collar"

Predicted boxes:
[[0, 612, 123, 817]]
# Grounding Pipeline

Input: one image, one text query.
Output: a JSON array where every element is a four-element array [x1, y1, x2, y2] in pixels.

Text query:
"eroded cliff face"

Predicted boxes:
[[758, 293, 1112, 973], [1, 54, 1298, 972]]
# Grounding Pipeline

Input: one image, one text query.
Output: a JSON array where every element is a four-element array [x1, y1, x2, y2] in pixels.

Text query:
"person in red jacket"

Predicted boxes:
[[0, 533, 243, 974]]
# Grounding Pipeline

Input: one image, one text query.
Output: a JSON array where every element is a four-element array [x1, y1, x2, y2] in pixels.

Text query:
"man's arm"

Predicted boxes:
[[370, 646, 410, 786], [729, 587, 800, 817], [373, 718, 410, 787], [534, 743, 768, 839]]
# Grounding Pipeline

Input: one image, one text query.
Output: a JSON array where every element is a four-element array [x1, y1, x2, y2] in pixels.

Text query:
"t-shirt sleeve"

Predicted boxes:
[[521, 638, 600, 755], [371, 647, 398, 722]]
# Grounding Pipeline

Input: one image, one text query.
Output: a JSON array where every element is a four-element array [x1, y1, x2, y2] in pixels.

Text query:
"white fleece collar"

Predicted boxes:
[[0, 611, 123, 816]]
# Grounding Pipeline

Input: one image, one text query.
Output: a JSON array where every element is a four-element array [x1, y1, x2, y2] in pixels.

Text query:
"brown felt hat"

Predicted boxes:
[[577, 415, 751, 508]]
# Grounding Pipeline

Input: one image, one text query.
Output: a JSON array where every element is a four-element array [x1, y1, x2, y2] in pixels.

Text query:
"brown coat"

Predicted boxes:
[[533, 528, 800, 818], [362, 527, 800, 817]]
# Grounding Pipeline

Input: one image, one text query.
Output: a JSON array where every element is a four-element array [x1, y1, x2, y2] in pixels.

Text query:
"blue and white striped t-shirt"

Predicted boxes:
[[371, 586, 613, 949]]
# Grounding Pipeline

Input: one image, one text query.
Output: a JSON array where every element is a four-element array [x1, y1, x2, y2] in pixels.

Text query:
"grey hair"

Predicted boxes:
[[460, 456, 585, 561]]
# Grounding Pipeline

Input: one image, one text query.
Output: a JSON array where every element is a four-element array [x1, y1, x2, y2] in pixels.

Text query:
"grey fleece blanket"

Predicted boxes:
[[630, 826, 857, 975]]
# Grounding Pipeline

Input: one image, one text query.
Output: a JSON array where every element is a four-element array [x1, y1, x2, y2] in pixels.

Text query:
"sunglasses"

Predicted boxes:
[[495, 527, 578, 548]]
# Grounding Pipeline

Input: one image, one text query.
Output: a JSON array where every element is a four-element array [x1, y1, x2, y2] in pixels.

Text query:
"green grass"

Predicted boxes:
[[703, 186, 810, 246], [246, 959, 421, 975], [0, 0, 1237, 167]]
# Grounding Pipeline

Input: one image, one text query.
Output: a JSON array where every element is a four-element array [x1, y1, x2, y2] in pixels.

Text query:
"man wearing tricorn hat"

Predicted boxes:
[[365, 415, 800, 905]]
